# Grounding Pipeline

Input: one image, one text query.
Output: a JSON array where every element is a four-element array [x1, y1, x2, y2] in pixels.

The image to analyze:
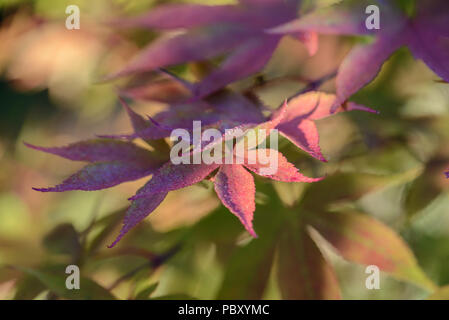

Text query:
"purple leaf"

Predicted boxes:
[[214, 164, 257, 237], [333, 35, 404, 110], [130, 162, 219, 200], [109, 191, 168, 248], [408, 25, 449, 83], [24, 139, 159, 165], [119, 78, 191, 103], [207, 90, 265, 124], [416, 0, 449, 36], [193, 36, 280, 99], [108, 26, 255, 79], [113, 4, 245, 30], [132, 103, 222, 141], [119, 97, 150, 133], [114, 2, 298, 30], [33, 162, 155, 192]]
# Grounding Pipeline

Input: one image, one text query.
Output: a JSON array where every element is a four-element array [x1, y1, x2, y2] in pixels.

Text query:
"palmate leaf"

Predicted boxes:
[[277, 220, 341, 300], [305, 211, 437, 292]]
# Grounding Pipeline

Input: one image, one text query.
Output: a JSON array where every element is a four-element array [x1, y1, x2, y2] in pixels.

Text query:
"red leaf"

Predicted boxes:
[[243, 149, 324, 183], [214, 165, 257, 237]]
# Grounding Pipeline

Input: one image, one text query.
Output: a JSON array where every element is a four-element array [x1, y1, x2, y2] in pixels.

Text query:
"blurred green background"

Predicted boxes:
[[0, 0, 449, 300]]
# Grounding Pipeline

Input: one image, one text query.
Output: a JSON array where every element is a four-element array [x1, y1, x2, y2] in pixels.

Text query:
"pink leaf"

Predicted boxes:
[[274, 92, 376, 161], [281, 117, 326, 161], [214, 165, 257, 237], [244, 149, 325, 182]]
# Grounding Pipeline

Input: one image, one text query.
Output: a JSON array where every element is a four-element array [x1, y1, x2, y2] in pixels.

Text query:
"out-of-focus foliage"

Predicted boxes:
[[0, 0, 448, 300]]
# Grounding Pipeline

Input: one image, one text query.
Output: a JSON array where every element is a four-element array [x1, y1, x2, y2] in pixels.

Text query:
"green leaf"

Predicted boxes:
[[13, 275, 47, 300], [134, 282, 158, 300], [43, 224, 81, 258], [17, 267, 116, 300], [277, 220, 341, 300], [305, 211, 436, 292], [85, 208, 126, 256], [404, 157, 449, 218]]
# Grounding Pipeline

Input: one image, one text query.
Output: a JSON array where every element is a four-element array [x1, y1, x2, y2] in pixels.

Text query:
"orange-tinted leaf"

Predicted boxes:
[[277, 222, 341, 300], [306, 211, 436, 291]]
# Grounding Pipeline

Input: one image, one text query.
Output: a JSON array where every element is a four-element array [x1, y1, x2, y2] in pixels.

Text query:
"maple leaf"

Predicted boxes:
[[104, 103, 325, 246], [109, 95, 375, 246], [270, 0, 449, 111], [108, 0, 317, 99], [28, 90, 374, 246], [115, 151, 322, 248]]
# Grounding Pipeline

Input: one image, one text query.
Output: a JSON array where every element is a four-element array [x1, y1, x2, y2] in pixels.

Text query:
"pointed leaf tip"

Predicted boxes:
[[214, 165, 257, 237], [109, 192, 168, 247]]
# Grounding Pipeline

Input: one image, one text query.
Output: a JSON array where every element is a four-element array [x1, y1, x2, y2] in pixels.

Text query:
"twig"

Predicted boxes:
[[287, 70, 338, 101], [107, 243, 182, 291]]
